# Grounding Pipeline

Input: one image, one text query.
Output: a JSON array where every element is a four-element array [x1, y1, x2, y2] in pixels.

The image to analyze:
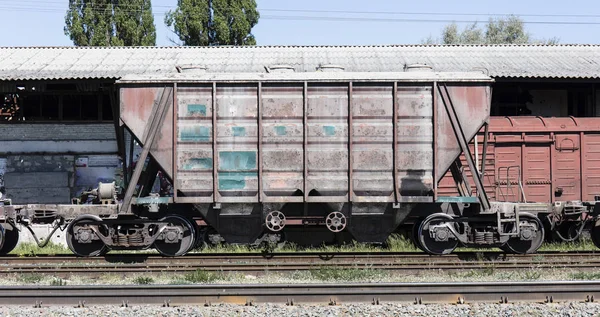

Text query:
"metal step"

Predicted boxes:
[[497, 205, 520, 236]]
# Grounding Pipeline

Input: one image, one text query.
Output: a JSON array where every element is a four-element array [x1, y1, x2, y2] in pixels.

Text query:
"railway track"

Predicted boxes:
[[1, 251, 599, 277], [1, 281, 599, 306]]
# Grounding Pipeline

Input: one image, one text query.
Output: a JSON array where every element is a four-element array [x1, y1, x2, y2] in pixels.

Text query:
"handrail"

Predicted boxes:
[[497, 165, 527, 203]]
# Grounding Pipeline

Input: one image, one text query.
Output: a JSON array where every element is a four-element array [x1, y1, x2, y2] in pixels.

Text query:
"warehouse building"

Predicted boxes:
[[1, 44, 600, 204]]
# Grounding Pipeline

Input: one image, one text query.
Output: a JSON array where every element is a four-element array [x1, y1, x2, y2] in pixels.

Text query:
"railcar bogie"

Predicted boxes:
[[65, 212, 199, 257], [409, 204, 548, 254]]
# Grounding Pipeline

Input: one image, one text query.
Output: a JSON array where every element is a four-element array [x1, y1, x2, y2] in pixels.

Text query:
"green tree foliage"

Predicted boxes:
[[424, 15, 558, 45], [114, 0, 156, 46], [484, 16, 530, 44], [165, 0, 260, 46], [65, 0, 156, 46]]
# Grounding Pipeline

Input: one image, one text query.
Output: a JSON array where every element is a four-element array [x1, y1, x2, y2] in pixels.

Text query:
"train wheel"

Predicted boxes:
[[417, 214, 458, 255], [591, 221, 600, 249], [411, 220, 425, 251], [502, 215, 544, 254], [66, 215, 108, 257], [0, 225, 19, 255], [0, 225, 5, 254], [154, 215, 195, 257]]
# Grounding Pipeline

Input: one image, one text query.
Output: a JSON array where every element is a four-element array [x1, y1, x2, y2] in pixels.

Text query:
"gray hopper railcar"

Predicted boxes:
[[2, 70, 597, 256]]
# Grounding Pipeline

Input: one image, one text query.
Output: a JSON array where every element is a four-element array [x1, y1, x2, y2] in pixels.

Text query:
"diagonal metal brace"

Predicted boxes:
[[480, 122, 489, 178], [120, 87, 173, 214], [437, 83, 490, 211]]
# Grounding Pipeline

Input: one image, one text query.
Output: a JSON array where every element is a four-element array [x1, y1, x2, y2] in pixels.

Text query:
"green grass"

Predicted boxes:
[[387, 234, 420, 252], [9, 241, 71, 256], [452, 265, 496, 278], [133, 276, 154, 285], [193, 234, 418, 254], [17, 273, 44, 284], [447, 267, 542, 281], [308, 266, 384, 282], [538, 239, 597, 252], [569, 272, 600, 280], [184, 269, 224, 283], [196, 243, 256, 254], [523, 270, 542, 280]]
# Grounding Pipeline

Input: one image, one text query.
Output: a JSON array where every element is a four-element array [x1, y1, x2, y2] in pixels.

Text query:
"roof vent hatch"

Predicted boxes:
[[265, 65, 295, 73], [404, 64, 433, 72], [317, 64, 345, 72], [176, 65, 208, 73]]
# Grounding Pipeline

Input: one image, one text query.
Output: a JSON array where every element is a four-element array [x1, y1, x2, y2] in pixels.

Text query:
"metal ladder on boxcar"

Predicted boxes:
[[497, 166, 527, 203], [496, 166, 527, 236]]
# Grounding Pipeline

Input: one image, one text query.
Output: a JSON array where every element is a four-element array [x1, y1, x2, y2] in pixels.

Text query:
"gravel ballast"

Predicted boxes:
[[1, 302, 599, 317]]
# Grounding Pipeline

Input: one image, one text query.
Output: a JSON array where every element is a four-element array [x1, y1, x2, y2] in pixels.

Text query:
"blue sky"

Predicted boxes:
[[1, 0, 598, 46]]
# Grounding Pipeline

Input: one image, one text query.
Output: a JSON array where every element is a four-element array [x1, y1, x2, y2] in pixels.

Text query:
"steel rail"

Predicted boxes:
[[1, 251, 600, 277], [4, 262, 600, 277], [0, 281, 598, 306], [0, 251, 597, 266], [3, 253, 600, 265], [1, 250, 597, 264]]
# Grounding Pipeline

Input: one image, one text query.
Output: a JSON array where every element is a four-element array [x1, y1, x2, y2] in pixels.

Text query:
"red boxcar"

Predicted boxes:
[[440, 116, 600, 203]]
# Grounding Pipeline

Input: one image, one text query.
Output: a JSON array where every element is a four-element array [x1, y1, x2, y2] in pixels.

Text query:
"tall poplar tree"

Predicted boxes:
[[65, 0, 156, 46], [165, 0, 259, 46]]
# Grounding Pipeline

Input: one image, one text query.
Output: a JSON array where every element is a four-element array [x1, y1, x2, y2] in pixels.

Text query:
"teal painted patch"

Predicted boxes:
[[218, 171, 256, 190], [436, 196, 479, 203], [219, 151, 256, 171], [187, 104, 206, 116], [274, 126, 287, 136], [323, 125, 336, 136], [232, 126, 246, 137], [179, 126, 210, 142], [182, 157, 213, 170], [219, 178, 246, 190]]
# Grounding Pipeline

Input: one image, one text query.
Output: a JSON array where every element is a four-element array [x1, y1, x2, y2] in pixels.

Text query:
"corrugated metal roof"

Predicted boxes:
[[118, 71, 493, 83], [0, 45, 599, 81]]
